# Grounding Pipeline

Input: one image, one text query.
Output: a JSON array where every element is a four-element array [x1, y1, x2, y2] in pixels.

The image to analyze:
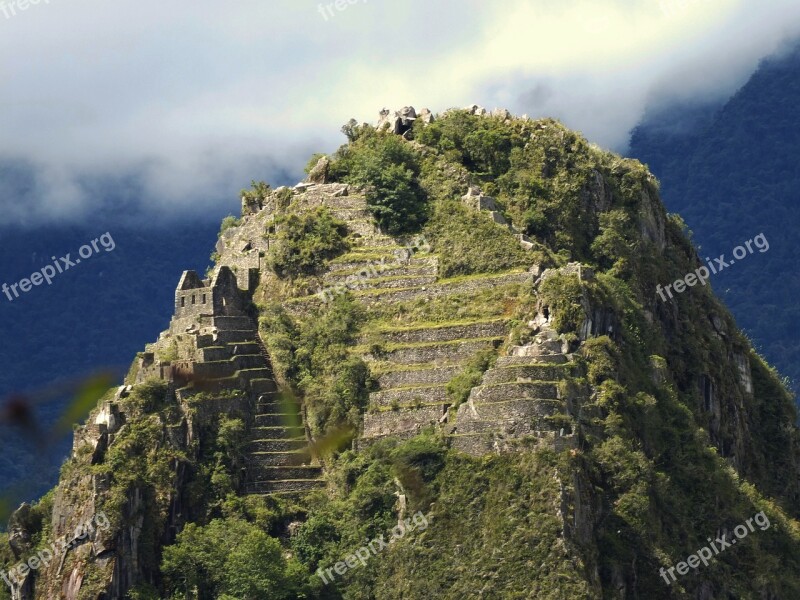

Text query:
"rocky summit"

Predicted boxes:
[[2, 106, 800, 599]]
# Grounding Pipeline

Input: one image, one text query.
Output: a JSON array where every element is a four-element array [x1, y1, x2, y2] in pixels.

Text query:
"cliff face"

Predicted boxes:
[[4, 106, 800, 600], [630, 44, 800, 395]]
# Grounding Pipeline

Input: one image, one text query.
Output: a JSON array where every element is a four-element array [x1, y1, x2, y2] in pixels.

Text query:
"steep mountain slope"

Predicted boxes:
[[2, 107, 800, 600], [630, 44, 800, 393]]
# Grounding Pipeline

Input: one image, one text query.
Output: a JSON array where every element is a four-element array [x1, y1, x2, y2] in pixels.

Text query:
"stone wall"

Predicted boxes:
[[362, 406, 445, 438], [366, 339, 502, 366]]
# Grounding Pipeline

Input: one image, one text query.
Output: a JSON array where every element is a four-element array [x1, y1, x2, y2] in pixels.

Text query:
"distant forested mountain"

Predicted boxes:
[[0, 220, 224, 502], [630, 43, 800, 394]]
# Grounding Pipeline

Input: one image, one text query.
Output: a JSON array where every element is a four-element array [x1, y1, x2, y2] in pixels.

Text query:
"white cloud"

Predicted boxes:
[[0, 0, 798, 225]]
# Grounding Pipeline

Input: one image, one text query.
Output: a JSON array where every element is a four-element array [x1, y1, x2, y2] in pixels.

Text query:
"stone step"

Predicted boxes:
[[346, 219, 382, 237], [188, 377, 240, 394], [509, 338, 567, 357], [456, 398, 564, 426], [198, 329, 258, 346], [453, 418, 540, 437], [255, 392, 300, 408], [228, 340, 261, 353], [247, 464, 323, 480], [375, 365, 462, 389], [323, 269, 437, 290], [448, 430, 576, 456], [350, 237, 402, 248], [184, 370, 271, 394], [252, 425, 306, 439], [354, 271, 531, 306], [197, 346, 230, 362], [481, 364, 572, 385], [469, 382, 560, 403], [180, 392, 247, 404], [244, 479, 326, 494], [248, 450, 313, 466], [237, 368, 274, 383], [362, 405, 445, 439], [533, 327, 561, 342], [369, 385, 448, 408], [251, 378, 279, 395], [324, 263, 438, 284], [256, 402, 295, 415], [319, 196, 367, 210], [341, 275, 439, 291], [495, 355, 569, 367], [192, 355, 266, 380], [328, 208, 372, 221], [327, 256, 437, 274], [363, 338, 503, 366], [255, 413, 302, 427], [211, 316, 256, 330], [364, 319, 508, 345], [246, 438, 308, 453]]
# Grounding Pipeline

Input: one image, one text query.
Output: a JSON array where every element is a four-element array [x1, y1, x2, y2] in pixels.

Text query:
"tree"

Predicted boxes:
[[331, 131, 428, 235], [162, 517, 307, 600]]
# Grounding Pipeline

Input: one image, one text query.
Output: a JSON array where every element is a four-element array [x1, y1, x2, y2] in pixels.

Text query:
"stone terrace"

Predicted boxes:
[[214, 179, 578, 458], [450, 319, 580, 455]]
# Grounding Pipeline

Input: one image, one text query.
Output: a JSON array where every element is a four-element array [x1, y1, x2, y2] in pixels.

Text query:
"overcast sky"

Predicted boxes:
[[1, 0, 799, 227]]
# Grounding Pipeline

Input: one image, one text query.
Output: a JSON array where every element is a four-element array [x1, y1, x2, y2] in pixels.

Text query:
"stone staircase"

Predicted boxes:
[[242, 390, 325, 495], [175, 315, 324, 496], [449, 320, 580, 455]]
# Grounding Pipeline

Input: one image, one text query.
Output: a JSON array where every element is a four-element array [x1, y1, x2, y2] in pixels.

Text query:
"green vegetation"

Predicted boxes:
[[630, 45, 800, 392], [446, 348, 497, 406], [162, 517, 308, 599], [261, 295, 370, 444], [240, 180, 271, 204], [329, 129, 428, 234], [267, 206, 350, 279], [218, 215, 241, 236], [424, 199, 533, 277]]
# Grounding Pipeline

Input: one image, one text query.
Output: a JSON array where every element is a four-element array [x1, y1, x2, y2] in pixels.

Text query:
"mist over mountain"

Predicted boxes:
[[630, 42, 800, 394]]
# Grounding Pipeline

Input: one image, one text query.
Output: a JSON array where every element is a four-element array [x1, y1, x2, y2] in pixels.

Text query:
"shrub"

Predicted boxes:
[[240, 180, 271, 203], [330, 130, 428, 234], [538, 273, 586, 334], [416, 110, 522, 178], [446, 348, 497, 406], [162, 517, 307, 599], [425, 199, 532, 277], [125, 378, 169, 413], [261, 296, 370, 442], [218, 215, 241, 237], [267, 207, 350, 279]]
